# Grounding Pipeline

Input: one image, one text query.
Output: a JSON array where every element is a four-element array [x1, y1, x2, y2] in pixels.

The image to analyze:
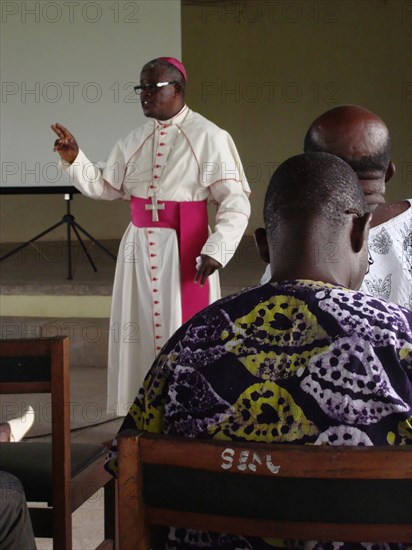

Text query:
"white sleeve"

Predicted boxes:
[[60, 150, 125, 201], [201, 179, 250, 268], [260, 264, 271, 284]]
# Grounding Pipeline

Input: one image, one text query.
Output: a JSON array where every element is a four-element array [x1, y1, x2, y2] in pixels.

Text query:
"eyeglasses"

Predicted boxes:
[[134, 81, 178, 95]]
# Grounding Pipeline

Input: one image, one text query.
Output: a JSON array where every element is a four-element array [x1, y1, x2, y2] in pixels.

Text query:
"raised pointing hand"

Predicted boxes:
[[51, 123, 79, 164]]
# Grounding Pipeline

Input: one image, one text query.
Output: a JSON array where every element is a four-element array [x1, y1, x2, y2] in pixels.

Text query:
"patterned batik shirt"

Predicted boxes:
[[106, 280, 412, 550]]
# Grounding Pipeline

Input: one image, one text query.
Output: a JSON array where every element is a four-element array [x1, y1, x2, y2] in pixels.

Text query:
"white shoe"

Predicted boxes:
[[8, 406, 35, 442]]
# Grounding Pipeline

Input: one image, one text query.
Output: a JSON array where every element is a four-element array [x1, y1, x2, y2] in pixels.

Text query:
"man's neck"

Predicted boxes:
[[155, 103, 186, 123], [370, 200, 410, 228]]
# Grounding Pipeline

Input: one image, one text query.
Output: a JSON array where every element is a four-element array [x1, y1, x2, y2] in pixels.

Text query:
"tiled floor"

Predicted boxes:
[[0, 236, 266, 549], [0, 236, 264, 293]]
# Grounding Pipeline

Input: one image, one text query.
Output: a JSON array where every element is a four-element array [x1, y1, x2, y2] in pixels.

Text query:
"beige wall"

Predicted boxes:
[[0, 193, 130, 243], [182, 0, 412, 231], [1, 0, 411, 241]]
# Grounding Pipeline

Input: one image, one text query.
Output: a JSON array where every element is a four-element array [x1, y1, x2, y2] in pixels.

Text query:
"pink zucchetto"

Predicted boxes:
[[157, 57, 187, 81]]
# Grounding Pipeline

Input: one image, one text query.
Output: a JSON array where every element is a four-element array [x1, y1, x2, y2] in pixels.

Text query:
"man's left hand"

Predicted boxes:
[[194, 255, 222, 286]]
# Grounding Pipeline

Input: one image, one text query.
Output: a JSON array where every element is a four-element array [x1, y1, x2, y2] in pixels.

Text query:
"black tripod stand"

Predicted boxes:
[[0, 190, 116, 280]]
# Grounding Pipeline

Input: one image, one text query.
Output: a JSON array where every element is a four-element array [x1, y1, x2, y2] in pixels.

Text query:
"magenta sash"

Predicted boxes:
[[130, 197, 210, 324]]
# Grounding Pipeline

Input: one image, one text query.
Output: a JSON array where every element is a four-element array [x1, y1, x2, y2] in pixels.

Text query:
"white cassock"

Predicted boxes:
[[62, 105, 251, 416]]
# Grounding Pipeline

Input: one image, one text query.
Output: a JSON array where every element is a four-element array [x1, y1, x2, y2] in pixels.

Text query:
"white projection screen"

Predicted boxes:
[[0, 0, 181, 188]]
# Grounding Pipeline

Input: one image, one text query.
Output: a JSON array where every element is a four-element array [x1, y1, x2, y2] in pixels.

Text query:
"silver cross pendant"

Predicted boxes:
[[145, 195, 165, 222]]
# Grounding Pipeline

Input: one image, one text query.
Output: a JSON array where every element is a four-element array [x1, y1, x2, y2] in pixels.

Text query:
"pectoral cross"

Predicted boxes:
[[145, 195, 165, 222]]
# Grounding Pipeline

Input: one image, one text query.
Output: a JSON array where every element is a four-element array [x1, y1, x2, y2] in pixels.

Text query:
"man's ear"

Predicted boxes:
[[254, 227, 270, 264], [385, 161, 395, 183], [351, 212, 372, 253], [173, 82, 183, 95]]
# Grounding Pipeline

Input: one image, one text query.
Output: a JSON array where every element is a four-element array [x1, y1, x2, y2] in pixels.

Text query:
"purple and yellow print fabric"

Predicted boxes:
[[107, 280, 412, 549]]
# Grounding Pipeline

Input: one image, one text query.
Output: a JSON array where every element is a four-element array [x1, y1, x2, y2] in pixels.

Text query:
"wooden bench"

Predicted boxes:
[[0, 336, 116, 549], [118, 430, 412, 549]]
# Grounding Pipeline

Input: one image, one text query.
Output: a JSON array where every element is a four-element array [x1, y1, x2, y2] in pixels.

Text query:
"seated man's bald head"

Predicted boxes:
[[304, 105, 392, 191]]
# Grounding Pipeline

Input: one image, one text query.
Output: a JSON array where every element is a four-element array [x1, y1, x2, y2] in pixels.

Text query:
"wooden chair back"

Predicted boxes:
[[117, 431, 412, 550], [0, 337, 115, 550]]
